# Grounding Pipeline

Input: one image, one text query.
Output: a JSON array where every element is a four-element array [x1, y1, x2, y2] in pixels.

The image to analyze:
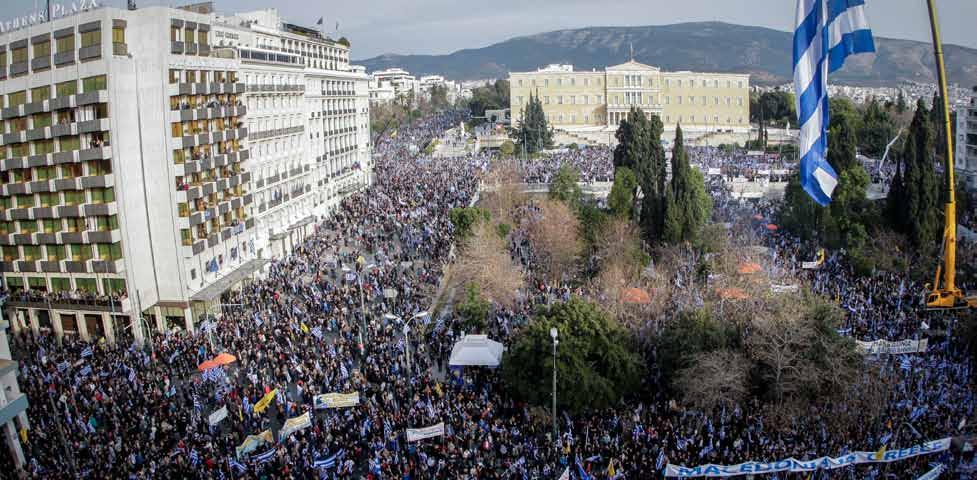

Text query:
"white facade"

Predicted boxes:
[[954, 93, 977, 190], [0, 4, 371, 344], [0, 304, 28, 468], [370, 67, 418, 103]]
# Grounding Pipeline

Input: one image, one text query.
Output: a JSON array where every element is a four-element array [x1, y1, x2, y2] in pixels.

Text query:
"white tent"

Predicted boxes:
[[448, 335, 504, 367]]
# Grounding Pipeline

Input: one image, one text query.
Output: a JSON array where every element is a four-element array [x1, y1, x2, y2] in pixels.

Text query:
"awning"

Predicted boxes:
[[190, 258, 270, 302], [288, 215, 316, 231], [449, 334, 504, 367]]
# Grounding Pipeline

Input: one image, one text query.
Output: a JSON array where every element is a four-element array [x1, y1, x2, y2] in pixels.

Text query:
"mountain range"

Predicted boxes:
[[355, 22, 977, 88]]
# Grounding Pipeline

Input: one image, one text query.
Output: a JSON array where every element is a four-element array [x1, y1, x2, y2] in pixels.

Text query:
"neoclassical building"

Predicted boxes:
[[509, 61, 750, 141]]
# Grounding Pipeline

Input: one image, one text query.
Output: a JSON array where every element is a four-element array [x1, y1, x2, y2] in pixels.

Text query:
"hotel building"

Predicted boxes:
[[0, 2, 371, 344], [509, 61, 750, 143]]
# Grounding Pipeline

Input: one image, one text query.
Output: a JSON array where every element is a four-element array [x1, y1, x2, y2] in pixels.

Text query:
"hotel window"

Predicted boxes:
[[613, 95, 619, 105], [56, 80, 77, 97], [60, 136, 80, 151], [584, 78, 589, 86], [584, 115, 589, 123], [91, 187, 115, 204], [184, 28, 194, 44], [16, 195, 35, 208], [197, 30, 207, 46], [714, 97, 719, 105], [96, 243, 122, 260], [664, 96, 669, 105], [69, 244, 92, 261], [65, 218, 84, 233], [0, 222, 10, 235], [676, 79, 681, 87], [81, 29, 101, 48], [22, 246, 40, 261], [725, 97, 731, 105], [544, 79, 549, 87], [82, 75, 107, 92], [701, 96, 706, 105], [11, 46, 27, 64], [181, 228, 193, 245], [57, 35, 74, 54], [11, 143, 29, 157], [50, 276, 70, 290], [596, 95, 602, 103], [737, 97, 744, 106], [39, 192, 57, 207], [726, 80, 731, 88], [676, 96, 682, 105], [738, 81, 744, 88], [113, 26, 126, 45], [581, 95, 587, 104], [171, 26, 180, 42], [688, 96, 694, 105], [32, 113, 52, 129], [34, 139, 54, 155], [714, 115, 719, 123], [8, 90, 27, 107], [42, 219, 60, 233], [63, 190, 85, 206], [544, 96, 550, 104], [557, 96, 563, 105], [0, 51, 5, 69], [34, 41, 51, 59], [31, 86, 50, 103], [570, 78, 575, 86], [19, 220, 38, 234], [2, 247, 19, 261], [557, 78, 562, 86]]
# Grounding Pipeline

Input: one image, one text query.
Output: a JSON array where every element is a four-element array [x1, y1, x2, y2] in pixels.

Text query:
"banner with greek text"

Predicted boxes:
[[917, 463, 944, 480], [856, 338, 928, 355], [314, 392, 360, 409], [664, 437, 950, 477], [406, 422, 444, 442], [279, 412, 312, 441], [208, 405, 228, 426], [235, 429, 273, 458]]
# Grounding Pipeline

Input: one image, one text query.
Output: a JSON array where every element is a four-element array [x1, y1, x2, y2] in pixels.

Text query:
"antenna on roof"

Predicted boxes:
[[629, 42, 634, 61]]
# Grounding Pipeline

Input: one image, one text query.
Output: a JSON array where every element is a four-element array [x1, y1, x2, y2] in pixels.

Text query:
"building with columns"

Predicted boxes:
[[0, 2, 371, 344], [509, 61, 750, 144], [0, 297, 28, 469]]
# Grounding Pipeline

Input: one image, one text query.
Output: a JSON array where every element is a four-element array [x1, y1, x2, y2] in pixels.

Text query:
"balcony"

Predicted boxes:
[[78, 118, 110, 134], [0, 391, 28, 426], [79, 44, 102, 61]]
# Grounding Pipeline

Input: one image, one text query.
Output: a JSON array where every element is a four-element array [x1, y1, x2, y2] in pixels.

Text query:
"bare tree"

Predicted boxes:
[[675, 349, 751, 411], [481, 159, 527, 225], [453, 222, 525, 308], [526, 199, 582, 284], [745, 297, 814, 403]]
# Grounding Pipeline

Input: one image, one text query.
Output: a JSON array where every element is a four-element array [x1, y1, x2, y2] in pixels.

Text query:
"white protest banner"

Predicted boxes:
[[665, 437, 950, 477], [557, 467, 570, 480], [383, 288, 398, 299], [406, 422, 445, 442], [770, 284, 799, 294], [856, 338, 928, 355], [208, 405, 228, 426], [236, 429, 273, 458], [313, 392, 360, 409], [917, 463, 944, 480], [279, 411, 312, 441], [801, 261, 821, 270]]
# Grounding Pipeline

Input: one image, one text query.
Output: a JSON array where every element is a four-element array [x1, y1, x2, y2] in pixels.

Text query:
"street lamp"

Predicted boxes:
[[550, 327, 559, 447], [357, 263, 376, 353]]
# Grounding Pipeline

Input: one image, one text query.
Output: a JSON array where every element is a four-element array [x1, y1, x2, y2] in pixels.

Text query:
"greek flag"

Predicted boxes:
[[57, 361, 70, 373], [78, 365, 92, 377], [189, 448, 200, 466], [793, 0, 875, 205], [657, 449, 667, 471], [80, 346, 93, 358], [311, 326, 323, 340], [313, 449, 345, 469], [194, 395, 203, 412], [228, 458, 246, 474], [252, 448, 276, 464], [127, 366, 136, 383]]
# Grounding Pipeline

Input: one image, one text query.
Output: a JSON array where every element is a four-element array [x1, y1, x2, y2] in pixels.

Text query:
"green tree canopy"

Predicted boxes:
[[455, 283, 491, 332], [468, 79, 510, 119], [662, 125, 712, 244], [859, 98, 897, 159], [499, 140, 515, 157], [501, 298, 644, 414], [887, 100, 941, 247], [548, 164, 583, 207], [607, 167, 638, 219], [750, 90, 796, 126], [516, 94, 553, 154], [449, 207, 490, 241]]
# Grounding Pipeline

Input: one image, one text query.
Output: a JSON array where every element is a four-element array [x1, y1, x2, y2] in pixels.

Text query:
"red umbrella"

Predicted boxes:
[[197, 359, 220, 371], [213, 353, 237, 365], [752, 214, 764, 220], [737, 262, 762, 274], [620, 288, 652, 305], [766, 224, 779, 231]]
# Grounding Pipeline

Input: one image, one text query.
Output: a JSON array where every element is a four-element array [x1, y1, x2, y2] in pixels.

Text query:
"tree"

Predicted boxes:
[[548, 164, 583, 207], [675, 349, 751, 411], [428, 84, 449, 110], [527, 200, 583, 283], [455, 283, 491, 332], [337, 37, 350, 47], [859, 97, 897, 159], [607, 167, 639, 219], [895, 90, 908, 114], [612, 108, 667, 242], [826, 113, 870, 248], [887, 100, 941, 247], [453, 222, 525, 307], [481, 159, 526, 225], [501, 298, 643, 413], [657, 308, 740, 381], [515, 94, 553, 154], [662, 125, 712, 244], [468, 79, 510, 120], [449, 207, 490, 241], [750, 90, 796, 126], [499, 140, 515, 157]]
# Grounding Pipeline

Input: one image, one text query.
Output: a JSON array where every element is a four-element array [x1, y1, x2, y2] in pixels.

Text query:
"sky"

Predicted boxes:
[[6, 0, 976, 59]]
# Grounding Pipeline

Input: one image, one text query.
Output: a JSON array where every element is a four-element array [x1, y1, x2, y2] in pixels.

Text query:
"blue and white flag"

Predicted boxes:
[[57, 361, 70, 373], [80, 346, 93, 358], [228, 458, 247, 474], [311, 326, 323, 340], [189, 448, 200, 466], [657, 449, 667, 471], [313, 449, 345, 469], [793, 0, 875, 205], [78, 365, 92, 377], [252, 448, 276, 464]]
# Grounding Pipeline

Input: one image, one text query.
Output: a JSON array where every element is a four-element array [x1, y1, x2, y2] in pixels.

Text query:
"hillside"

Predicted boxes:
[[355, 22, 977, 87]]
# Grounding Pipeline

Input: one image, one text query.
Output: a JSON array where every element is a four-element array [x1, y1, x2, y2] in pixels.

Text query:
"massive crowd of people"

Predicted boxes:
[[5, 114, 976, 479], [521, 146, 614, 184]]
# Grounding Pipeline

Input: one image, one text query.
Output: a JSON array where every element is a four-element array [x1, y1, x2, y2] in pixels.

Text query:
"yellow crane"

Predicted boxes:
[[924, 0, 977, 310]]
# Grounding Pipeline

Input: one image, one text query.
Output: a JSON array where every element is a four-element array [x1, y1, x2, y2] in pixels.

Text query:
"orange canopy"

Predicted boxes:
[[752, 214, 764, 220], [213, 353, 237, 365], [197, 359, 220, 371], [620, 287, 652, 305], [737, 262, 762, 274], [766, 224, 779, 231], [716, 287, 750, 300]]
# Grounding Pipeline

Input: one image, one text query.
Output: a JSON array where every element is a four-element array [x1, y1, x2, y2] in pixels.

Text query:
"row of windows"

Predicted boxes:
[[2, 242, 122, 262], [168, 68, 238, 85], [516, 94, 745, 107], [0, 188, 115, 209], [1, 28, 122, 76], [170, 116, 241, 137], [4, 75, 107, 109], [542, 112, 746, 125], [515, 76, 746, 89], [170, 26, 209, 46], [4, 275, 125, 294], [1, 160, 111, 185], [0, 216, 118, 235]]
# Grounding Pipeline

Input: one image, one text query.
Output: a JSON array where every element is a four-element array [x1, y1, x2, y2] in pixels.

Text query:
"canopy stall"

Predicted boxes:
[[448, 335, 504, 368]]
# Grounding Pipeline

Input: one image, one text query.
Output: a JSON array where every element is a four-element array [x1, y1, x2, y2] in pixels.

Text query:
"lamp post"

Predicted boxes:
[[357, 263, 376, 354], [550, 327, 559, 447]]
